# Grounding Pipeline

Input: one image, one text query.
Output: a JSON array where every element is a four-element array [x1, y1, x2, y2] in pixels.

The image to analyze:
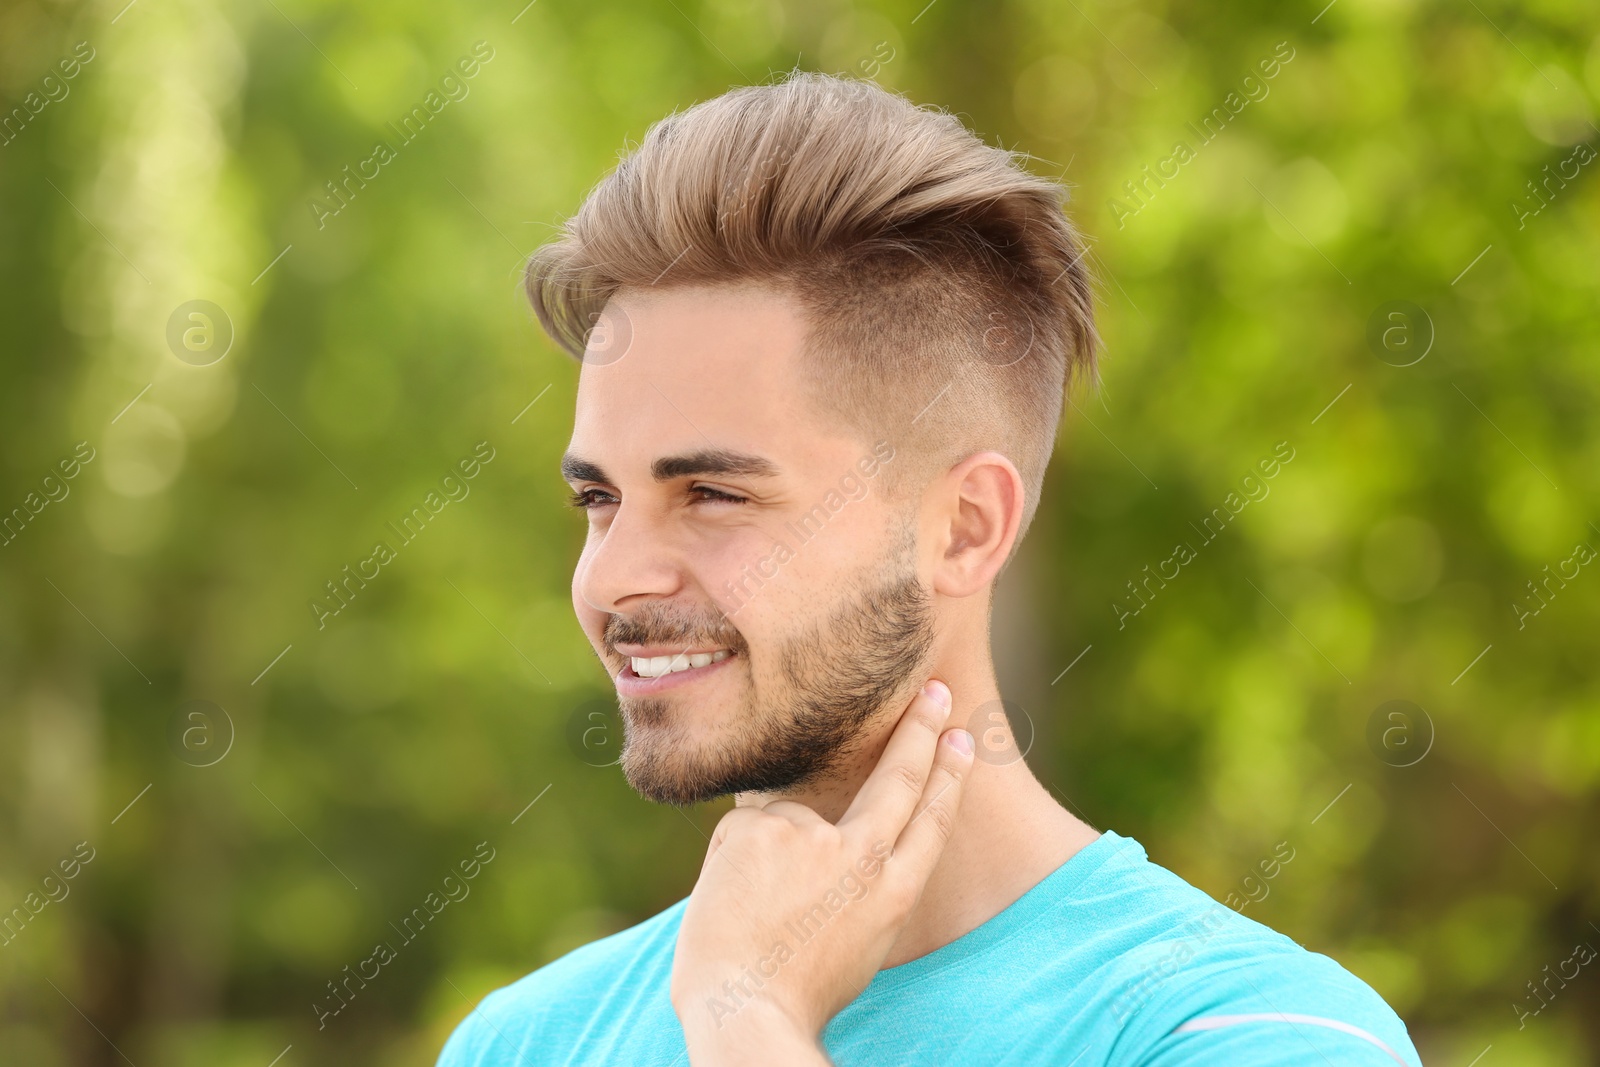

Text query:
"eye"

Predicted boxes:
[[567, 487, 617, 510], [691, 485, 747, 505], [567, 485, 747, 509]]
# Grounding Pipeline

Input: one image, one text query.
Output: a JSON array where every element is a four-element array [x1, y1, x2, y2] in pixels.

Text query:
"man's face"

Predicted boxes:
[[563, 282, 937, 805]]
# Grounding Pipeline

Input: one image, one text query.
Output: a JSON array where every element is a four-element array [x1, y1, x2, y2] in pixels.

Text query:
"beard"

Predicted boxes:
[[607, 532, 936, 806]]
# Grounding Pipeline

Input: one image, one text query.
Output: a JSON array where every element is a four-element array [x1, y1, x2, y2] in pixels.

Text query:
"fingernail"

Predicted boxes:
[[948, 729, 973, 756], [923, 680, 951, 709]]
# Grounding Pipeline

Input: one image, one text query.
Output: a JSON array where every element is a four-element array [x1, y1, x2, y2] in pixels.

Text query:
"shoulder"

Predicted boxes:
[[1086, 838, 1420, 1066], [435, 897, 687, 1067], [1115, 943, 1421, 1066]]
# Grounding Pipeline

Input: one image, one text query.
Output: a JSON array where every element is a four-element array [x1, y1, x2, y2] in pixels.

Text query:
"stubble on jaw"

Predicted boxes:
[[616, 536, 936, 807]]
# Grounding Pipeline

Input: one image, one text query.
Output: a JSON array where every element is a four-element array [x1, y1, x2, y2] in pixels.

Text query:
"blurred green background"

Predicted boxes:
[[2, 0, 1597, 1063]]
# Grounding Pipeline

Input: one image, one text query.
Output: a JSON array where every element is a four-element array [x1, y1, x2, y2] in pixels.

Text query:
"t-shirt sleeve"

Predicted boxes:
[[1120, 946, 1423, 1067]]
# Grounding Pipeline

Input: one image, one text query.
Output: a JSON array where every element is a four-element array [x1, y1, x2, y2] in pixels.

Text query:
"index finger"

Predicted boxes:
[[889, 727, 974, 881], [837, 679, 953, 838]]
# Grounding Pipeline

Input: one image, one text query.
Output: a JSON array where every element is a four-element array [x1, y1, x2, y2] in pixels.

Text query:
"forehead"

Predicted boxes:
[[568, 282, 845, 468]]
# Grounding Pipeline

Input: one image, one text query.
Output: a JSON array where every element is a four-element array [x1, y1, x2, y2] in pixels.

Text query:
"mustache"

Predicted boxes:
[[603, 611, 746, 656]]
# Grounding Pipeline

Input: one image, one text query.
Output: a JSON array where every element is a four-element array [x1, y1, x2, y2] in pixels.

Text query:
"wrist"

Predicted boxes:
[[677, 992, 829, 1067]]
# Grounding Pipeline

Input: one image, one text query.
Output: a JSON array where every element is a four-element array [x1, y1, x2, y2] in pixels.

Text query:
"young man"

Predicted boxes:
[[439, 73, 1422, 1066]]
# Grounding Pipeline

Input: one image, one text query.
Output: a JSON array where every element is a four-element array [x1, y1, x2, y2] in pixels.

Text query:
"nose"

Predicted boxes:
[[574, 503, 685, 616]]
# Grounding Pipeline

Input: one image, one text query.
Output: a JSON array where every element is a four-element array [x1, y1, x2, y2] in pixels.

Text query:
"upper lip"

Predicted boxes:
[[613, 643, 733, 658]]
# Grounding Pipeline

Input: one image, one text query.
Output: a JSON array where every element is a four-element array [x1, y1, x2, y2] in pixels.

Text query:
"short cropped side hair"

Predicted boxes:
[[526, 71, 1098, 549]]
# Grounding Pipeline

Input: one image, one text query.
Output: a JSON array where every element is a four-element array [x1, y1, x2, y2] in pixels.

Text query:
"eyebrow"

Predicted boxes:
[[561, 448, 782, 485]]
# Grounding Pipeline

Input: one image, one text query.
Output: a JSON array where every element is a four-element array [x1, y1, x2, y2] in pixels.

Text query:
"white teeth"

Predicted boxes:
[[630, 649, 732, 678]]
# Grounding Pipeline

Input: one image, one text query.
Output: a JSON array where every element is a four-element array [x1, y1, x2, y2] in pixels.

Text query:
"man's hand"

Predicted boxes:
[[670, 679, 975, 1065]]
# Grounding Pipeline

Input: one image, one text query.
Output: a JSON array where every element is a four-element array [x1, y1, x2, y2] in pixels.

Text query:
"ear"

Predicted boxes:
[[930, 451, 1024, 598]]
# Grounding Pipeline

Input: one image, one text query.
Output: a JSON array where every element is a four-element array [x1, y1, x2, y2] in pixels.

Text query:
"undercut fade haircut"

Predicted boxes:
[[526, 71, 1099, 553]]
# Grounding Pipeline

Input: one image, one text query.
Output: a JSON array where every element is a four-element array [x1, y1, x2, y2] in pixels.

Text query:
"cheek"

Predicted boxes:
[[714, 505, 881, 618], [695, 529, 785, 609]]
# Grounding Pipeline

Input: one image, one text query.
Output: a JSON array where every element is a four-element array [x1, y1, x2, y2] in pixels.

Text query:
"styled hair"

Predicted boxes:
[[526, 71, 1098, 549]]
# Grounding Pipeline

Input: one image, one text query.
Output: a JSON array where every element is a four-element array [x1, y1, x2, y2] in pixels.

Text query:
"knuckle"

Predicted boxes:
[[910, 701, 946, 735], [721, 807, 781, 844], [920, 799, 956, 842], [754, 812, 791, 837], [936, 758, 967, 788], [715, 807, 756, 834], [890, 761, 926, 797]]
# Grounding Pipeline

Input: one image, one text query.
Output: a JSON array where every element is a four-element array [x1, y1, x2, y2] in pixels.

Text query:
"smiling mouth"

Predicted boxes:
[[628, 649, 733, 679]]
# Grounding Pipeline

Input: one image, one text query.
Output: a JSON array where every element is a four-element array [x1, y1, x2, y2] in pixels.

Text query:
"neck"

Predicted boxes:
[[733, 644, 1100, 970]]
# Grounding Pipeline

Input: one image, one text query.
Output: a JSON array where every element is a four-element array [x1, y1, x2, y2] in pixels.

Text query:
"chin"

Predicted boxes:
[[620, 763, 726, 807], [618, 721, 837, 806]]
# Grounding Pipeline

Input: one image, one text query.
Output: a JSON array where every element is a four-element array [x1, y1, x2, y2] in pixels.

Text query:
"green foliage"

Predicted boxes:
[[0, 0, 1596, 1063]]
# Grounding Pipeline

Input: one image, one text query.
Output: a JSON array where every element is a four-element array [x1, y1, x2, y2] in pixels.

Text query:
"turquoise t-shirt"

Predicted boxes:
[[437, 830, 1422, 1066]]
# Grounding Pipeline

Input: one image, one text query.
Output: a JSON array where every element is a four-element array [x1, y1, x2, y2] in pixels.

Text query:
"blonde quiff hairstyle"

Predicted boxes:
[[526, 72, 1098, 550]]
